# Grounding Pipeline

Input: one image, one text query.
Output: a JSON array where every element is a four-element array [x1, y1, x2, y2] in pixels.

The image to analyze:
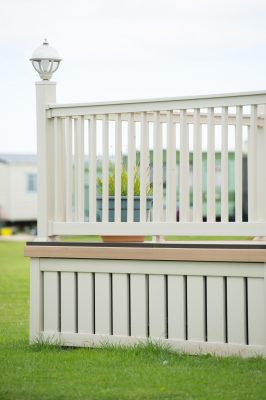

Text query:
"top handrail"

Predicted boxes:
[[46, 90, 266, 118]]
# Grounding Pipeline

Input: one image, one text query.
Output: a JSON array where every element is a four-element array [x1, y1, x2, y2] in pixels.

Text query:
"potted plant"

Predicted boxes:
[[96, 164, 153, 242]]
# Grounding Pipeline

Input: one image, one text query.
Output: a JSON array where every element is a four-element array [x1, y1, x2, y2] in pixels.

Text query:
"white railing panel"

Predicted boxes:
[[248, 105, 257, 222], [65, 117, 73, 222]]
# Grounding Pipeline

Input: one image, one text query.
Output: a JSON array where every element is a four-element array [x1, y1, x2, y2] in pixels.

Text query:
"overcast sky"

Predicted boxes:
[[1, 0, 266, 153]]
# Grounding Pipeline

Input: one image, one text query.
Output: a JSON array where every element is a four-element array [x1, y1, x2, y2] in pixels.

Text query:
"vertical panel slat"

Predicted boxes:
[[112, 274, 129, 336], [43, 271, 59, 332], [140, 112, 149, 222], [54, 117, 64, 221], [227, 277, 246, 344], [94, 273, 111, 334], [74, 116, 84, 222], [130, 274, 148, 337], [187, 276, 205, 341], [65, 117, 73, 221], [61, 272, 76, 333], [235, 106, 243, 222], [78, 273, 94, 333], [127, 113, 136, 222], [30, 259, 43, 341], [207, 107, 216, 222], [149, 275, 166, 338], [247, 278, 264, 345], [207, 277, 226, 342], [166, 110, 176, 221], [248, 105, 257, 222], [221, 107, 228, 222], [153, 111, 163, 221], [193, 108, 202, 221], [255, 104, 266, 222], [168, 275, 186, 340], [179, 109, 190, 221], [115, 114, 122, 222], [102, 115, 109, 222], [89, 115, 97, 222]]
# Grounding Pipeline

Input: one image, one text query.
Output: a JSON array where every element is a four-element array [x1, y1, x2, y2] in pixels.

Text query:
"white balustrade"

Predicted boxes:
[[40, 92, 266, 238]]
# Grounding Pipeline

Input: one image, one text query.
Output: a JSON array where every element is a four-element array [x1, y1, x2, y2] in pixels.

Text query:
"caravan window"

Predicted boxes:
[[27, 173, 37, 192]]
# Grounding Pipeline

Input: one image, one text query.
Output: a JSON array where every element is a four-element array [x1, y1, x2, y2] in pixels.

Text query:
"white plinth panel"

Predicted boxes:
[[31, 257, 266, 357]]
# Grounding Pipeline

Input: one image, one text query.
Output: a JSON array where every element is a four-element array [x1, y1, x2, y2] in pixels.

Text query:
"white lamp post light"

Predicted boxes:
[[30, 39, 62, 80]]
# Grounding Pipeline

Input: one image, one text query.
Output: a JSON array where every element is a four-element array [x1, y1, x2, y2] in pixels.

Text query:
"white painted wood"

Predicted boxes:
[[227, 277, 246, 344], [221, 107, 228, 222], [127, 113, 136, 222], [140, 112, 149, 222], [61, 272, 76, 333], [30, 259, 43, 341], [74, 116, 84, 222], [207, 277, 226, 342], [248, 105, 257, 222], [94, 273, 111, 334], [193, 108, 202, 222], [89, 115, 97, 222], [42, 331, 266, 357], [112, 274, 129, 336], [167, 275, 186, 340], [247, 278, 264, 345], [41, 258, 264, 279], [255, 104, 266, 222], [235, 106, 243, 222], [130, 274, 148, 337], [153, 111, 163, 221], [47, 91, 266, 118], [51, 221, 266, 237], [115, 114, 122, 222], [187, 276, 205, 341], [65, 117, 73, 221], [78, 273, 94, 333], [179, 109, 190, 221], [35, 81, 56, 240], [207, 108, 216, 222], [43, 271, 59, 332], [102, 115, 109, 222], [54, 117, 64, 221], [166, 111, 176, 221], [149, 275, 166, 338]]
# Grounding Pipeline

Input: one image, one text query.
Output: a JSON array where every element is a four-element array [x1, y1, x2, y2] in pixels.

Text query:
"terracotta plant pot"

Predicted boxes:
[[102, 235, 145, 243]]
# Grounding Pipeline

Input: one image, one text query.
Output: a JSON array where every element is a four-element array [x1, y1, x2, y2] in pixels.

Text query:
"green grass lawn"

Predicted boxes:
[[0, 241, 266, 400]]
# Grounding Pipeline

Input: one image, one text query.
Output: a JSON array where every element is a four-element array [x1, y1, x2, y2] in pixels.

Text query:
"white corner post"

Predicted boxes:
[[35, 81, 56, 240]]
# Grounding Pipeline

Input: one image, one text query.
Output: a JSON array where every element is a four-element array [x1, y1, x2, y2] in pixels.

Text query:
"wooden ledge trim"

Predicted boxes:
[[24, 245, 266, 262]]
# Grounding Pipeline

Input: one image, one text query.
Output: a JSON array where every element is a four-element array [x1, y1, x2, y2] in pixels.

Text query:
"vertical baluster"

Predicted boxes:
[[102, 114, 109, 222], [140, 112, 149, 222], [127, 113, 136, 222], [54, 117, 64, 221], [221, 107, 228, 222], [207, 107, 216, 222], [180, 109, 190, 221], [153, 111, 163, 221], [89, 115, 96, 222], [193, 108, 202, 222], [235, 106, 243, 222], [248, 105, 257, 222], [255, 104, 266, 222], [74, 116, 84, 222], [65, 117, 73, 221], [166, 110, 176, 221], [115, 114, 122, 222]]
